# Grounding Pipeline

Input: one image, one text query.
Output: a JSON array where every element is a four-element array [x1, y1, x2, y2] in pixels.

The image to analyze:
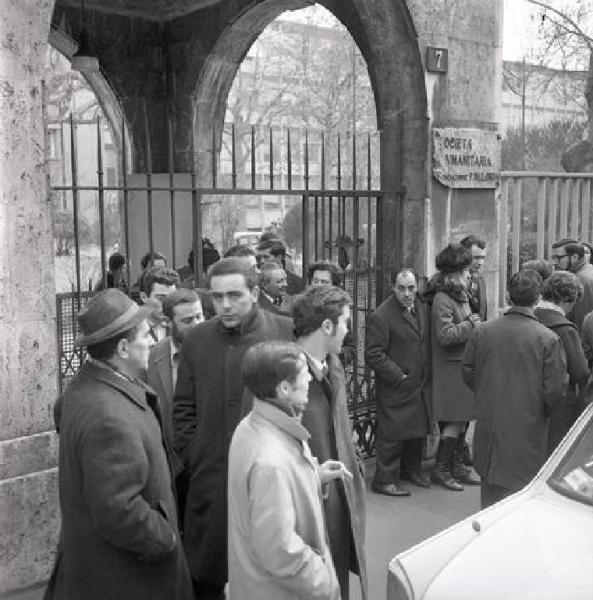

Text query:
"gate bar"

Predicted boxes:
[[143, 102, 154, 263], [212, 127, 217, 188], [251, 126, 256, 190], [352, 194, 360, 394], [304, 130, 310, 191], [96, 116, 107, 288], [352, 132, 357, 190], [168, 116, 177, 268], [121, 114, 131, 292], [287, 129, 292, 190], [231, 124, 237, 189], [302, 194, 310, 282], [69, 115, 82, 309], [269, 128, 274, 190], [190, 133, 204, 288]]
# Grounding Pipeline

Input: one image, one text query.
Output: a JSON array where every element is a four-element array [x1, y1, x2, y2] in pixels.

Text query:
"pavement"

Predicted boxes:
[[3, 459, 480, 600]]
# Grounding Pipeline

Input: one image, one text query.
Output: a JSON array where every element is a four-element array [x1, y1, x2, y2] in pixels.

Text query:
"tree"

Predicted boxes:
[[52, 206, 96, 256], [502, 119, 586, 170], [524, 0, 593, 150]]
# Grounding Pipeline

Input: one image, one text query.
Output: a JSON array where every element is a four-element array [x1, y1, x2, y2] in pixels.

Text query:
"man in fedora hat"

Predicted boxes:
[[47, 289, 193, 600]]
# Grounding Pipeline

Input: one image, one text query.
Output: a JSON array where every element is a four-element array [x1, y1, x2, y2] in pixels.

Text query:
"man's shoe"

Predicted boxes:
[[407, 472, 431, 488], [372, 482, 411, 497]]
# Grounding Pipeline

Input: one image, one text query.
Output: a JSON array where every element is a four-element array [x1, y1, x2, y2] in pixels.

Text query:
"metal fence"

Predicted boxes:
[[499, 171, 593, 307], [51, 113, 396, 456]]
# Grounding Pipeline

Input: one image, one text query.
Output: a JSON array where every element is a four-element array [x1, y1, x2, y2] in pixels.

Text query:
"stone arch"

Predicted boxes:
[[192, 0, 427, 270], [48, 26, 133, 167]]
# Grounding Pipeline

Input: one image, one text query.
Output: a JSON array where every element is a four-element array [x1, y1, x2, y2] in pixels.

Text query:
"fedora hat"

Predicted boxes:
[[75, 289, 153, 347]]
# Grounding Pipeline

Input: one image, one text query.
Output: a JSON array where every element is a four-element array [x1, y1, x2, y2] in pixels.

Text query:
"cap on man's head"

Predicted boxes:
[[75, 289, 153, 347]]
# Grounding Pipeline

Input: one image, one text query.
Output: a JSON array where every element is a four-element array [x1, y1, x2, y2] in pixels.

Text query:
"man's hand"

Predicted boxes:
[[318, 460, 353, 484], [468, 313, 481, 327]]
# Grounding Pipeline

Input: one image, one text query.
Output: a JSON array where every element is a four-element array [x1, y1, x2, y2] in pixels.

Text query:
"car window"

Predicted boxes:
[[548, 412, 593, 507]]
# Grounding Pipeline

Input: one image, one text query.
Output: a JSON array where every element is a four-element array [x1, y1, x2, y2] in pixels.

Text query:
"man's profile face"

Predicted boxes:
[[470, 244, 486, 273], [210, 273, 258, 328], [393, 271, 417, 309], [262, 268, 288, 298], [123, 319, 153, 375], [310, 269, 332, 287], [551, 248, 571, 270], [327, 304, 351, 355], [172, 300, 204, 345]]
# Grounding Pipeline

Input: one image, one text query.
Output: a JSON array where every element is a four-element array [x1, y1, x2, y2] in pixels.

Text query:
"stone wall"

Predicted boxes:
[[0, 0, 59, 594]]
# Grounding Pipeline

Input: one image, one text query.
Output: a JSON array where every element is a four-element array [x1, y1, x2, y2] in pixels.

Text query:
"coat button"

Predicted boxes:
[[229, 396, 237, 406]]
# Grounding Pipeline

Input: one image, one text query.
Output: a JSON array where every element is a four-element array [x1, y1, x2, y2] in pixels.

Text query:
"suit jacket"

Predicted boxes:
[[258, 291, 291, 315], [173, 306, 294, 586], [48, 361, 192, 600], [468, 273, 487, 321], [365, 295, 431, 441], [300, 353, 368, 600], [461, 306, 567, 491], [147, 338, 183, 477], [571, 261, 593, 332]]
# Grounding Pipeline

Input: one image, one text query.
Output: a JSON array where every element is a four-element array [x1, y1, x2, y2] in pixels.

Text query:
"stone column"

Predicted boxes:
[[0, 0, 59, 593]]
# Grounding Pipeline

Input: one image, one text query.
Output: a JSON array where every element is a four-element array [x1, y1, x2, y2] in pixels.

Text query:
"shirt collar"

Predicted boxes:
[[537, 299, 565, 315], [300, 347, 327, 380]]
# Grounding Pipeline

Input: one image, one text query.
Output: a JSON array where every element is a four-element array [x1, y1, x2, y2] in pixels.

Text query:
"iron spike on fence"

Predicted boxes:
[[69, 114, 82, 310]]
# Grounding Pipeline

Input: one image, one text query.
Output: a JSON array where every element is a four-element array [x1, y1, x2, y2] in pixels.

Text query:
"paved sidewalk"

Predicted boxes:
[[4, 459, 480, 600]]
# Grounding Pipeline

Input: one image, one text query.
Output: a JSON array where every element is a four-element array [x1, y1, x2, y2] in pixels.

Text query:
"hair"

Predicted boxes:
[[108, 253, 126, 272], [140, 251, 167, 271], [307, 261, 342, 286], [161, 288, 200, 321], [542, 270, 583, 305], [520, 259, 554, 282], [435, 243, 472, 274], [139, 266, 179, 295], [259, 231, 280, 245], [206, 257, 261, 290], [86, 325, 139, 361], [258, 238, 287, 268], [459, 235, 486, 250], [188, 239, 221, 272], [390, 268, 417, 286], [241, 341, 304, 400], [292, 285, 351, 338], [508, 270, 542, 306], [564, 242, 585, 259], [551, 238, 578, 250], [224, 244, 256, 258]]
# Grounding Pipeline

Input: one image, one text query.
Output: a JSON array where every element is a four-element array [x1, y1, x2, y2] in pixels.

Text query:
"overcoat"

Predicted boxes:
[[228, 399, 340, 600], [146, 338, 177, 460], [431, 290, 477, 422], [535, 305, 590, 451], [571, 261, 593, 332], [47, 361, 193, 600], [468, 273, 487, 321], [461, 307, 567, 491], [300, 353, 368, 600], [365, 294, 431, 441], [173, 305, 294, 586]]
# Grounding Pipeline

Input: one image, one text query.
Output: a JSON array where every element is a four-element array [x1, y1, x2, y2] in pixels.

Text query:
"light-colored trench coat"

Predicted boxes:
[[227, 399, 340, 600]]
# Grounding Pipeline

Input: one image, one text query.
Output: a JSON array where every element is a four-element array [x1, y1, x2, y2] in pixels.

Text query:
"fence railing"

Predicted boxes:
[[499, 171, 593, 307]]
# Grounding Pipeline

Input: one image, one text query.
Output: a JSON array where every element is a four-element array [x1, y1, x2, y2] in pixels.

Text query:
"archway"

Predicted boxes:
[[193, 0, 427, 271]]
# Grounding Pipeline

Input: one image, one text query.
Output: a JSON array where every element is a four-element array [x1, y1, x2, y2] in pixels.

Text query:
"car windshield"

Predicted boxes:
[[548, 409, 593, 507]]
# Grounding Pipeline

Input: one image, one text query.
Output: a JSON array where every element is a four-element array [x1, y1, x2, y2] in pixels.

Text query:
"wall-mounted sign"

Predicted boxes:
[[426, 47, 448, 73], [432, 128, 500, 189]]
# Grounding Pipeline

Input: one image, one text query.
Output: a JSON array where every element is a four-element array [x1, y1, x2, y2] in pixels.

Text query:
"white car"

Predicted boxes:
[[387, 404, 593, 599]]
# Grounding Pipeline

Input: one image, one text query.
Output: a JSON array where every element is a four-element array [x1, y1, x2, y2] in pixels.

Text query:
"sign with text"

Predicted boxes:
[[432, 128, 500, 188]]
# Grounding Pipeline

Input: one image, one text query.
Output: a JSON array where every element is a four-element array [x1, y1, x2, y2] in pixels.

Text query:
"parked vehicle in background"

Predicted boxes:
[[387, 403, 593, 600]]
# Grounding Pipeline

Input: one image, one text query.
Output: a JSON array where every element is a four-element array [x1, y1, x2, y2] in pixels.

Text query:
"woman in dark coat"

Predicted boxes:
[[426, 244, 481, 490], [534, 270, 590, 454]]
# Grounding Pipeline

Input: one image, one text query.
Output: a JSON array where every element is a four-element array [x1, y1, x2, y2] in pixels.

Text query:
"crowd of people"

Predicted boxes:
[[45, 231, 593, 600]]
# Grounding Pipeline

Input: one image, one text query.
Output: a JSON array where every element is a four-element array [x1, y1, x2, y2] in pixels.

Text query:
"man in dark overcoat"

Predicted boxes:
[[293, 286, 367, 600], [460, 234, 488, 321], [47, 289, 193, 600], [461, 270, 567, 509], [365, 269, 431, 496], [173, 258, 294, 599]]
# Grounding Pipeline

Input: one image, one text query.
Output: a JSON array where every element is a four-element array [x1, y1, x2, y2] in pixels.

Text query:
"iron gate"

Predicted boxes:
[[51, 114, 396, 456]]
